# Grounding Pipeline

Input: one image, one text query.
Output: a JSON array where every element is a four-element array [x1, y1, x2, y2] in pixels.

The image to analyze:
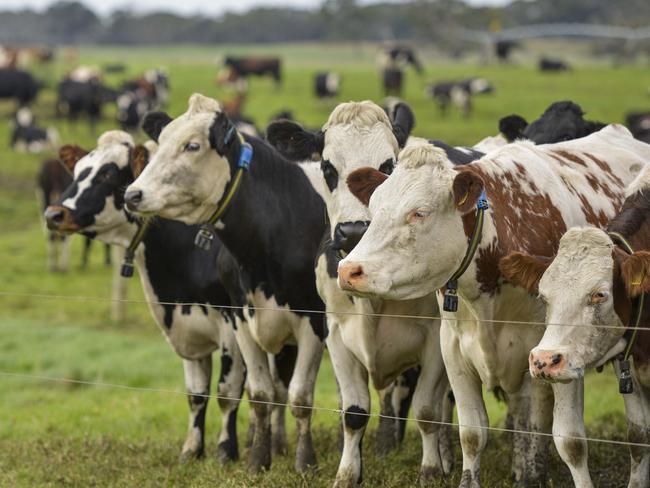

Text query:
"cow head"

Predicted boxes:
[[126, 93, 241, 224], [268, 100, 415, 254], [44, 131, 154, 247], [523, 101, 605, 144], [500, 227, 650, 382], [338, 141, 472, 299]]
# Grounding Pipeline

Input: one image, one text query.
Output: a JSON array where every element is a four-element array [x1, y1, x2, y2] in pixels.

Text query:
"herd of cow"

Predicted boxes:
[[32, 79, 650, 488]]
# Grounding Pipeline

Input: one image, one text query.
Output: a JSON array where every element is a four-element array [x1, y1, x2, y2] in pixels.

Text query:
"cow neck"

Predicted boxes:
[[214, 136, 325, 270]]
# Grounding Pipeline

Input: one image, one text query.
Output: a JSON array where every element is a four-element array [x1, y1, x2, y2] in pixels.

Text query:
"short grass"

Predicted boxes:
[[0, 43, 648, 487]]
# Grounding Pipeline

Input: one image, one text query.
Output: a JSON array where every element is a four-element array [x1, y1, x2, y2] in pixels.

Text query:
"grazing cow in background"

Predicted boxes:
[[0, 68, 39, 107], [378, 44, 422, 97], [314, 72, 340, 99], [539, 57, 571, 72], [42, 132, 274, 465], [268, 100, 455, 485], [338, 126, 650, 486], [500, 166, 650, 487], [57, 76, 118, 133], [117, 69, 170, 131], [494, 39, 520, 63], [222, 56, 281, 85], [626, 111, 650, 144], [427, 78, 494, 117], [382, 68, 404, 96], [126, 94, 327, 474], [11, 107, 58, 153]]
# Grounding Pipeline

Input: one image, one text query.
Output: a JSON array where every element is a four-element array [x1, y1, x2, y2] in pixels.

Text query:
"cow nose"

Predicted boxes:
[[124, 189, 143, 210], [338, 262, 367, 290], [332, 221, 370, 253], [44, 207, 64, 229], [529, 350, 565, 379]]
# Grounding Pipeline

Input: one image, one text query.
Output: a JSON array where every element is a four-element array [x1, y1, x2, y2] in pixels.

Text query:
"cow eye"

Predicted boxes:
[[320, 160, 338, 192], [589, 290, 609, 304], [378, 158, 394, 175], [184, 142, 201, 152], [407, 208, 430, 223]]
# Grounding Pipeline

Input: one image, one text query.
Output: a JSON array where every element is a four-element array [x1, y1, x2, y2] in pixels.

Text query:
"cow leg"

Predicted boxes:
[[507, 381, 530, 483], [288, 321, 324, 472], [440, 389, 455, 475], [110, 246, 127, 322], [270, 346, 298, 457], [376, 385, 398, 455], [104, 242, 112, 266], [47, 232, 57, 272], [180, 356, 211, 463], [81, 236, 92, 269], [441, 320, 487, 488], [551, 379, 593, 487], [58, 234, 71, 272], [216, 317, 246, 463], [234, 316, 273, 472], [618, 364, 650, 488], [328, 321, 370, 487], [392, 367, 419, 444], [414, 329, 451, 485]]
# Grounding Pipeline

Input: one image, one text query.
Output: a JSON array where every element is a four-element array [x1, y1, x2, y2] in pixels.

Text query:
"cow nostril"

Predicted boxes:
[[44, 208, 64, 227], [125, 189, 143, 208], [534, 359, 547, 370], [350, 266, 364, 279], [551, 354, 562, 365]]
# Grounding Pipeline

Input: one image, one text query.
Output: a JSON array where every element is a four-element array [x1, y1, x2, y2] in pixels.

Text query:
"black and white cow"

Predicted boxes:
[[426, 78, 494, 117], [268, 100, 456, 486], [56, 76, 118, 132], [0, 67, 39, 107], [626, 111, 650, 144], [539, 57, 571, 72], [42, 131, 260, 465], [11, 107, 58, 153], [125, 95, 327, 474], [314, 72, 341, 99]]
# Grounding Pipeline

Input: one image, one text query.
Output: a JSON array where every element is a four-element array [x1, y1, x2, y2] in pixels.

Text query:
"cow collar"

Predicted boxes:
[[120, 217, 152, 278], [195, 128, 253, 250], [607, 231, 645, 394], [442, 190, 489, 312]]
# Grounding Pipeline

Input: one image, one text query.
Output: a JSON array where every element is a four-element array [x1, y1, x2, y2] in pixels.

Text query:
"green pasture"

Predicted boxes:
[[0, 44, 648, 487]]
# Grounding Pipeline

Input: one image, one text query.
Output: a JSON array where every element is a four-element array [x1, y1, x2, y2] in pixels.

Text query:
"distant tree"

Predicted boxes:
[[45, 1, 101, 43]]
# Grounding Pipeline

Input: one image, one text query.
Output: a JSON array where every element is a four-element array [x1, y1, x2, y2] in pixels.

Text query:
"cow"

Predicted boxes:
[[494, 40, 520, 63], [626, 111, 650, 144], [40, 131, 288, 465], [314, 72, 340, 99], [267, 100, 455, 485], [499, 166, 650, 487], [117, 70, 170, 131], [0, 68, 39, 107], [337, 126, 650, 486], [125, 94, 329, 474], [11, 107, 58, 153], [426, 78, 494, 117], [379, 45, 423, 73], [382, 68, 404, 96], [222, 56, 281, 85], [539, 57, 571, 72], [56, 76, 118, 133]]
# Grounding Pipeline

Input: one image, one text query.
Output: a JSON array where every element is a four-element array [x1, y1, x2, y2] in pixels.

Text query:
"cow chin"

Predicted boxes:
[[529, 363, 583, 383]]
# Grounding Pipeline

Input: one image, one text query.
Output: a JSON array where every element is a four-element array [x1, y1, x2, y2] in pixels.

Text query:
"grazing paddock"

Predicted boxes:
[[0, 44, 648, 487]]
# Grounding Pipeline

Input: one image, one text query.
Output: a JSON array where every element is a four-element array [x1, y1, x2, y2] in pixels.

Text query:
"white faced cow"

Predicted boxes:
[[125, 94, 328, 474], [42, 131, 270, 465], [339, 126, 650, 487], [268, 100, 454, 486], [501, 167, 650, 488]]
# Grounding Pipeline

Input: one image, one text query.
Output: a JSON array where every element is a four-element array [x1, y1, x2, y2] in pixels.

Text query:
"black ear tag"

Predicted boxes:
[[443, 280, 458, 312], [619, 358, 633, 394], [121, 250, 135, 278], [195, 225, 215, 251]]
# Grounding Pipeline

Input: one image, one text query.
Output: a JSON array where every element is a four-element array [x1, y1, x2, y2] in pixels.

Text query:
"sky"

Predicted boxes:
[[0, 0, 510, 17]]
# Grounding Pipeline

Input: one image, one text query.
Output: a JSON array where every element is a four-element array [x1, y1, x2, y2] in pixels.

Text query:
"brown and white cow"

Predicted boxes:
[[501, 167, 650, 488], [338, 126, 650, 487]]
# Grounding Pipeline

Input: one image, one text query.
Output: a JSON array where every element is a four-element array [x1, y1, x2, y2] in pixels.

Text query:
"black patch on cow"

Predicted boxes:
[[274, 345, 298, 389], [344, 405, 369, 431], [141, 111, 172, 142], [523, 100, 606, 144], [219, 354, 233, 384], [181, 304, 191, 315], [320, 159, 338, 192], [163, 304, 175, 329], [499, 114, 528, 142], [266, 120, 324, 161], [218, 407, 240, 461], [378, 158, 394, 175], [429, 140, 484, 165]]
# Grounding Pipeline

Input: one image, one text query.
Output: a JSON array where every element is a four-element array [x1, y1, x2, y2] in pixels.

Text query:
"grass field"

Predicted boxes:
[[0, 43, 649, 487]]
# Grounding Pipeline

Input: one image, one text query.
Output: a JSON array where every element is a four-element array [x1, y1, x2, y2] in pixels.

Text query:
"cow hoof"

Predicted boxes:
[[272, 432, 288, 456], [179, 448, 204, 464], [375, 418, 398, 455], [217, 440, 239, 464], [248, 427, 272, 473], [459, 470, 480, 488], [333, 472, 358, 488], [295, 433, 317, 472], [419, 465, 443, 486]]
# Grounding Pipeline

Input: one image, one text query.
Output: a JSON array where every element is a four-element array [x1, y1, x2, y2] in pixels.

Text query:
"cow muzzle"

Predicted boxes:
[[332, 220, 370, 254], [529, 350, 576, 382], [44, 205, 79, 232], [124, 189, 144, 211], [338, 261, 368, 292]]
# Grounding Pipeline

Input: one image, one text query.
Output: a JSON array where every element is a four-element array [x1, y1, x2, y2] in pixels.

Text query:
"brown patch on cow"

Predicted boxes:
[[584, 152, 624, 187], [554, 150, 587, 167], [130, 145, 150, 178], [562, 437, 586, 467], [460, 430, 481, 457], [499, 252, 552, 295], [577, 194, 611, 227], [476, 242, 503, 295], [619, 251, 650, 298], [59, 145, 88, 174], [548, 153, 570, 167], [452, 171, 485, 215], [346, 167, 388, 206]]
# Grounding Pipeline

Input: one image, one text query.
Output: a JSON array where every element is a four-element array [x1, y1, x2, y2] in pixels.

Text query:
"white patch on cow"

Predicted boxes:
[[473, 133, 507, 153], [297, 160, 327, 201], [243, 288, 300, 354], [16, 107, 33, 127], [325, 73, 340, 94], [626, 162, 650, 197], [127, 93, 232, 224]]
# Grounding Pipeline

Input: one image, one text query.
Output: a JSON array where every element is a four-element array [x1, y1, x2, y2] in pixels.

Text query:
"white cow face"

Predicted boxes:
[[338, 142, 471, 300], [45, 131, 151, 246], [501, 227, 650, 382], [126, 93, 233, 224]]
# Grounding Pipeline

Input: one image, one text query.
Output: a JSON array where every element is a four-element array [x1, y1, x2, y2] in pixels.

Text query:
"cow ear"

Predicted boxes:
[[385, 101, 415, 148], [130, 144, 150, 179], [619, 250, 650, 297], [582, 119, 606, 136], [59, 144, 88, 173], [141, 111, 172, 142], [499, 252, 552, 295], [347, 167, 388, 206], [267, 120, 324, 161], [499, 114, 528, 142], [452, 171, 484, 214]]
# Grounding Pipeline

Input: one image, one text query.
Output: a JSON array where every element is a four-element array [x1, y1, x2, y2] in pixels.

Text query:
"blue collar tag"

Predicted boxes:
[[477, 190, 489, 210], [238, 142, 253, 171]]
